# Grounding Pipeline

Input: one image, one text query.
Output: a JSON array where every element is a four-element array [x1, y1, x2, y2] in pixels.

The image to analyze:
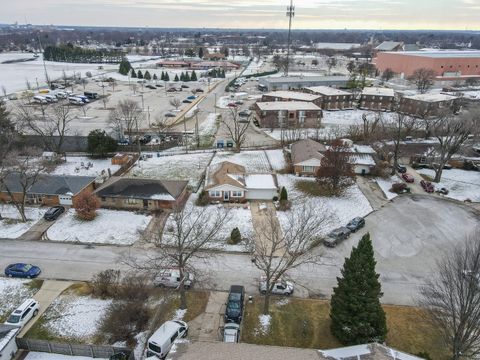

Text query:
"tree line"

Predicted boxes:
[[44, 44, 124, 63]]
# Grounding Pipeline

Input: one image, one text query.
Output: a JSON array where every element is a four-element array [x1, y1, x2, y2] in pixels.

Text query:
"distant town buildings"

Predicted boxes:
[[360, 87, 396, 111], [254, 101, 322, 128], [303, 86, 354, 110], [258, 76, 349, 92]]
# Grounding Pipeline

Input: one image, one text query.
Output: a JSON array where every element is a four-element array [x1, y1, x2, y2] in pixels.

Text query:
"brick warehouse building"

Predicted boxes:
[[374, 51, 480, 80]]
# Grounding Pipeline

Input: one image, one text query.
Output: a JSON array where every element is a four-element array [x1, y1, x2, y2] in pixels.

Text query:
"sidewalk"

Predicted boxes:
[[356, 177, 389, 211], [18, 280, 73, 337], [188, 291, 228, 341]]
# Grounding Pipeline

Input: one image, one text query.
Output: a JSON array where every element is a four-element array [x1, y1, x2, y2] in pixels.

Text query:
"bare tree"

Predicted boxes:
[[409, 68, 436, 94], [272, 55, 289, 74], [221, 108, 250, 153], [125, 204, 231, 310], [381, 68, 395, 84], [1, 86, 6, 99], [169, 97, 182, 111], [361, 112, 383, 142], [419, 231, 480, 360], [326, 56, 337, 75], [430, 107, 479, 182], [252, 203, 330, 314], [108, 99, 144, 150]]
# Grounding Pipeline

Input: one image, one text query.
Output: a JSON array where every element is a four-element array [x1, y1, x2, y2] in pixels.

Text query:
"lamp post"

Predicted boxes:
[[285, 0, 295, 77]]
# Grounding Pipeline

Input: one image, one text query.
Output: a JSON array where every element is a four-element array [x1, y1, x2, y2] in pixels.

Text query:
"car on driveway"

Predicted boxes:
[[182, 99, 192, 103], [396, 164, 407, 173], [259, 278, 294, 295], [43, 206, 65, 221], [420, 180, 435, 193], [346, 217, 365, 233], [225, 285, 245, 323], [223, 323, 240, 343], [323, 227, 351, 247], [4, 298, 39, 328], [436, 187, 449, 195], [5, 263, 41, 278], [164, 112, 176, 118], [401, 173, 415, 183]]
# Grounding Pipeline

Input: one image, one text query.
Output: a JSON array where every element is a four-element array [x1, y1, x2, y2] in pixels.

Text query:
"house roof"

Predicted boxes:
[[291, 139, 326, 166], [94, 177, 188, 201], [256, 101, 321, 111], [319, 343, 423, 360], [245, 174, 277, 190], [1, 173, 95, 196], [0, 324, 20, 352], [375, 41, 404, 51], [264, 91, 321, 102], [361, 87, 395, 97], [403, 93, 459, 102], [263, 75, 349, 84], [205, 161, 246, 190], [385, 50, 480, 59], [304, 86, 352, 96]]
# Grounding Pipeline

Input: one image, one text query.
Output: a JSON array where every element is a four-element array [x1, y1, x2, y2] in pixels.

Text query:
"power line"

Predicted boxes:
[[285, 0, 295, 76]]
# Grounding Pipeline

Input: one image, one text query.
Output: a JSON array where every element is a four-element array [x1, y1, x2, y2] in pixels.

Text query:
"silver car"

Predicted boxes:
[[259, 278, 294, 295], [223, 323, 240, 343], [153, 269, 194, 289]]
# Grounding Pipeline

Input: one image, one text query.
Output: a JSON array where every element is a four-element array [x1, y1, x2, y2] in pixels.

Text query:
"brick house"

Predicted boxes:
[[204, 162, 278, 202], [94, 177, 189, 211], [398, 93, 460, 117], [359, 87, 395, 111], [0, 173, 96, 206], [303, 86, 354, 110], [261, 91, 322, 107], [288, 139, 326, 176], [254, 101, 322, 128]]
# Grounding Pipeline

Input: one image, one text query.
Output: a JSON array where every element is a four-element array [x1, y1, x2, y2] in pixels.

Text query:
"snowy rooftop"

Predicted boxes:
[[384, 50, 480, 58], [264, 91, 321, 101], [403, 93, 459, 102], [362, 87, 395, 97], [263, 75, 349, 84], [245, 174, 277, 190], [256, 101, 321, 111], [305, 86, 352, 96], [319, 343, 423, 360], [350, 154, 376, 166], [0, 325, 20, 352]]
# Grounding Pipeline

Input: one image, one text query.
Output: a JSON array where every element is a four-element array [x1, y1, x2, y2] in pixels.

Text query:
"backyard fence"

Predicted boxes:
[[16, 338, 134, 360]]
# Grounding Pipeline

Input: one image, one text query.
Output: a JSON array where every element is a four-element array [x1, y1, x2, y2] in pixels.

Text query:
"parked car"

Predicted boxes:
[[238, 110, 251, 117], [323, 227, 351, 247], [33, 95, 47, 104], [68, 96, 84, 105], [84, 91, 98, 99], [153, 268, 194, 289], [346, 217, 365, 233], [259, 278, 294, 295], [186, 95, 196, 100], [146, 84, 156, 90], [420, 180, 435, 193], [223, 323, 240, 343], [164, 112, 176, 118], [4, 263, 41, 278], [43, 206, 65, 221], [44, 94, 58, 103], [73, 95, 90, 103], [54, 91, 68, 99], [146, 320, 188, 359], [234, 100, 244, 105], [401, 173, 415, 183], [182, 99, 192, 103], [396, 164, 407, 173], [4, 298, 39, 328], [181, 85, 189, 89], [227, 103, 238, 108], [436, 187, 449, 195], [118, 138, 130, 146], [194, 88, 204, 93], [225, 285, 245, 323], [167, 88, 177, 93]]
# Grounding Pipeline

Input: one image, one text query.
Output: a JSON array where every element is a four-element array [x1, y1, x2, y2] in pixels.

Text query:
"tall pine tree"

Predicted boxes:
[[131, 69, 137, 78], [144, 71, 151, 80], [330, 233, 387, 345], [137, 70, 144, 79], [184, 71, 191, 82], [160, 71, 165, 81], [164, 72, 170, 81], [191, 70, 198, 81], [153, 73, 158, 81], [118, 58, 132, 75], [174, 74, 179, 82]]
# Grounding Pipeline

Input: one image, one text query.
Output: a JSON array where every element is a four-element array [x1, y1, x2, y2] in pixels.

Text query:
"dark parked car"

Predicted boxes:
[[181, 85, 190, 89], [227, 103, 238, 108], [155, 84, 163, 88], [420, 180, 435, 193], [436, 187, 449, 195], [165, 113, 176, 118], [401, 173, 415, 183], [146, 84, 156, 90], [346, 217, 365, 233], [182, 99, 192, 103], [238, 110, 251, 117], [167, 88, 177, 93], [43, 206, 65, 221], [187, 95, 196, 100], [5, 263, 41, 278], [323, 227, 351, 247], [194, 88, 204, 93], [396, 164, 407, 173], [225, 285, 245, 323]]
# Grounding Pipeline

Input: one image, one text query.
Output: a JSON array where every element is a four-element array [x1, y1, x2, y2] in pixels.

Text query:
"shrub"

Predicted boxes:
[[73, 191, 100, 221], [117, 275, 151, 302], [272, 196, 279, 202], [195, 190, 209, 207], [280, 186, 288, 201], [278, 200, 292, 211], [91, 269, 121, 299], [390, 182, 407, 194], [229, 227, 241, 245]]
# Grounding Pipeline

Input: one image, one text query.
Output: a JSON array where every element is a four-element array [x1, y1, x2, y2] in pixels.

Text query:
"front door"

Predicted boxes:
[[223, 191, 230, 202], [143, 199, 149, 209]]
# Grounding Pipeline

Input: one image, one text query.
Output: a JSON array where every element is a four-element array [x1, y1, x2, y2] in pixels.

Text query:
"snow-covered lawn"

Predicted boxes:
[[417, 168, 480, 202], [265, 149, 288, 171], [0, 278, 39, 321], [128, 152, 214, 189], [0, 205, 46, 239], [47, 209, 151, 245], [39, 294, 111, 342], [211, 150, 271, 172], [375, 176, 401, 200], [49, 157, 120, 177], [276, 175, 373, 237], [25, 354, 107, 360]]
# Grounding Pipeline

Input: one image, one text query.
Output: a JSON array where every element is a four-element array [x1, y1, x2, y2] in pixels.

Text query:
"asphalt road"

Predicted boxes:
[[1, 195, 478, 306]]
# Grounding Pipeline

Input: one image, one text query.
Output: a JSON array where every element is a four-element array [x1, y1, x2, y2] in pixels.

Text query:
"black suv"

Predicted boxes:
[[346, 217, 365, 232], [43, 206, 65, 221], [225, 285, 245, 323]]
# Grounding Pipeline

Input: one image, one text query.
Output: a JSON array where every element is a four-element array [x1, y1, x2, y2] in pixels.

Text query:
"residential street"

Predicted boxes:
[[1, 195, 477, 306]]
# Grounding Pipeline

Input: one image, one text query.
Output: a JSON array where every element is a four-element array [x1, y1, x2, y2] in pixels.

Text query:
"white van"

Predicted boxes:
[[146, 320, 188, 359], [44, 94, 58, 103], [33, 95, 47, 104], [153, 268, 194, 289], [54, 91, 67, 99], [4, 298, 39, 328], [68, 96, 84, 105]]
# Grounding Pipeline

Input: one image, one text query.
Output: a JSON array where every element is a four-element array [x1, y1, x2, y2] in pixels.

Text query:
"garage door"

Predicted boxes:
[[59, 195, 72, 205], [246, 189, 277, 200]]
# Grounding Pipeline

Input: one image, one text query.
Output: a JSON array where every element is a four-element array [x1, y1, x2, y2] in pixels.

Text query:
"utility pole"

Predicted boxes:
[[285, 0, 295, 77]]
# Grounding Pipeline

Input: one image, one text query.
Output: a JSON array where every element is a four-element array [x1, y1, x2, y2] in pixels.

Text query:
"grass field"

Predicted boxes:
[[242, 297, 449, 360]]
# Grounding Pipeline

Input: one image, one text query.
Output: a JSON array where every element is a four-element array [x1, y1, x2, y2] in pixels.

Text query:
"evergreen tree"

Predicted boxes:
[[330, 233, 387, 345], [180, 72, 185, 82], [87, 129, 118, 158], [160, 71, 165, 81], [198, 47, 204, 59], [211, 69, 217, 78], [137, 70, 144, 79], [131, 69, 137, 78], [184, 71, 191, 82], [153, 73, 158, 80], [191, 70, 198, 81], [221, 69, 226, 78], [174, 74, 179, 82], [280, 187, 288, 201], [229, 227, 242, 245], [118, 58, 132, 75], [144, 71, 151, 80], [165, 72, 170, 81]]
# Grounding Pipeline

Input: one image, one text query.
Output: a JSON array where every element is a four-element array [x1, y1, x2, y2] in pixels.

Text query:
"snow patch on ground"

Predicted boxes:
[[174, 309, 187, 320], [265, 149, 287, 171], [47, 208, 151, 245], [417, 168, 480, 202], [25, 353, 107, 360], [43, 295, 112, 341], [211, 150, 271, 172], [375, 176, 400, 200], [256, 314, 271, 336], [0, 205, 46, 239], [134, 331, 149, 360], [50, 157, 120, 177], [0, 278, 37, 320]]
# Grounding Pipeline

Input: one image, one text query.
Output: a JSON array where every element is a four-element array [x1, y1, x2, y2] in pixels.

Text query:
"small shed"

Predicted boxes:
[[111, 153, 131, 166]]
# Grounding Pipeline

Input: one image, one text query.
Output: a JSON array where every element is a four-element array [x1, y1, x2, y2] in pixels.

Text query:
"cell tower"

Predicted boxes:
[[285, 0, 295, 76]]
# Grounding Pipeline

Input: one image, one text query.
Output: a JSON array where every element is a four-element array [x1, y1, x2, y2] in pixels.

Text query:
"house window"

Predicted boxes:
[[125, 198, 138, 205], [101, 196, 106, 202], [231, 191, 243, 197], [289, 112, 295, 119], [209, 190, 221, 197], [302, 165, 315, 173], [298, 110, 306, 123]]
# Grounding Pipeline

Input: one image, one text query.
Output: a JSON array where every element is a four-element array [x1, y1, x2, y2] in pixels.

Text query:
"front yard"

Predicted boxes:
[[46, 208, 152, 245], [0, 278, 43, 322], [48, 156, 121, 177], [0, 204, 47, 239], [242, 297, 449, 360], [211, 150, 271, 172]]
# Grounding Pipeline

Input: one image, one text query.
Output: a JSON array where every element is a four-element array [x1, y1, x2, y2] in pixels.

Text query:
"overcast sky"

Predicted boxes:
[[3, 0, 479, 30]]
